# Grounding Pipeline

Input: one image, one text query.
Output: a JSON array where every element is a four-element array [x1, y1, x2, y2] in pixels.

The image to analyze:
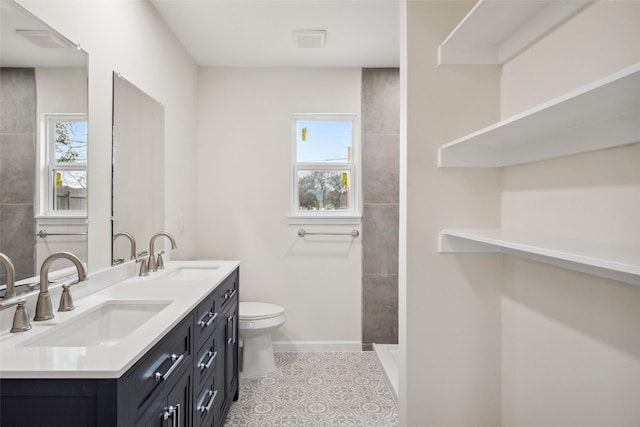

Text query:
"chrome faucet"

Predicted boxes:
[[34, 252, 87, 321], [148, 232, 177, 273], [113, 231, 137, 261], [0, 252, 16, 299]]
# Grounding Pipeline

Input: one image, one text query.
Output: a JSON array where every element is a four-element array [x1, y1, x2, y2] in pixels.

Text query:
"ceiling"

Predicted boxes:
[[0, 0, 86, 67], [150, 0, 400, 68]]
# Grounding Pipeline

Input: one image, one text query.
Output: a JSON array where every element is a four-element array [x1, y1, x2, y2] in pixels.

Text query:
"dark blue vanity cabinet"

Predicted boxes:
[[0, 268, 239, 427], [216, 268, 240, 425]]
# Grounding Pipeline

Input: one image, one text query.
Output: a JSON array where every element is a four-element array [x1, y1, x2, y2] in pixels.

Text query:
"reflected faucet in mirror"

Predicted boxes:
[[148, 232, 177, 273], [0, 253, 16, 299], [34, 252, 88, 321], [113, 232, 137, 264]]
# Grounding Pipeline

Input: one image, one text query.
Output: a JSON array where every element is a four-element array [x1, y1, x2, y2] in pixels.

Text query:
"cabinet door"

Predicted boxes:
[[214, 315, 227, 424], [215, 268, 240, 426], [137, 371, 192, 427], [164, 370, 192, 427], [217, 303, 239, 425], [224, 305, 239, 403]]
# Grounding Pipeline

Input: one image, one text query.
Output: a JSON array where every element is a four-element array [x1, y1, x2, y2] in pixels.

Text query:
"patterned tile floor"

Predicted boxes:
[[224, 351, 398, 426]]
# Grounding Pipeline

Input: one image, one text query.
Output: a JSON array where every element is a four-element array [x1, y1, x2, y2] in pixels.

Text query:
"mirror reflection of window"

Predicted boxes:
[[46, 115, 87, 214]]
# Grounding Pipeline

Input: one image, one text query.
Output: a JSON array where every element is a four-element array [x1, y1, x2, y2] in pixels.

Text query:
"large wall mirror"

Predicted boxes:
[[112, 73, 164, 264], [0, 0, 88, 293]]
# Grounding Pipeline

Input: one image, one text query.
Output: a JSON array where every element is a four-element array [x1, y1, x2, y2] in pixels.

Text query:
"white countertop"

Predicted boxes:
[[0, 260, 239, 379]]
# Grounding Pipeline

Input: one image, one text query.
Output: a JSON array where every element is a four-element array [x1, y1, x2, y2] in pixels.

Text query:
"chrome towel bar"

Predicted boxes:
[[297, 229, 359, 238], [36, 230, 88, 239]]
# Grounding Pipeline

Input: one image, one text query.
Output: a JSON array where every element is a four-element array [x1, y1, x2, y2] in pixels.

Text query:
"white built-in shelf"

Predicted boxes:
[[438, 0, 592, 65], [439, 229, 640, 286], [438, 63, 640, 167]]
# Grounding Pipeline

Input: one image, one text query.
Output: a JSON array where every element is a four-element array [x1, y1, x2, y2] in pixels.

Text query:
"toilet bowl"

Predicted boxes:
[[239, 302, 286, 377]]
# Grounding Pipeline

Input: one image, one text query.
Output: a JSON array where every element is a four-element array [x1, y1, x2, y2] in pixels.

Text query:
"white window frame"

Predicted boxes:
[[289, 114, 361, 224], [42, 114, 87, 217]]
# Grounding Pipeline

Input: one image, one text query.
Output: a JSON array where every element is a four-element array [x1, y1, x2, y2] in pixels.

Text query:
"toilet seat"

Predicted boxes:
[[240, 302, 285, 321]]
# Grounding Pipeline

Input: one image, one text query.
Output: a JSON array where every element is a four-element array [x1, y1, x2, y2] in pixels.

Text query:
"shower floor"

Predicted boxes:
[[373, 343, 399, 401]]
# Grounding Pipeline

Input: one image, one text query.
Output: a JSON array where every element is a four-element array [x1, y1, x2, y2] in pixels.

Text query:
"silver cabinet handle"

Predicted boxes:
[[198, 311, 217, 328], [224, 289, 237, 300], [164, 404, 181, 427], [231, 314, 237, 345], [197, 389, 218, 413], [163, 405, 176, 425], [232, 313, 236, 345], [198, 350, 217, 371], [227, 315, 234, 344], [154, 353, 185, 382], [162, 405, 174, 420]]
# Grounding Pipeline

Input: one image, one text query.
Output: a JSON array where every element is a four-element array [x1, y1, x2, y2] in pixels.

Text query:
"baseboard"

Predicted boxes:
[[272, 341, 362, 352]]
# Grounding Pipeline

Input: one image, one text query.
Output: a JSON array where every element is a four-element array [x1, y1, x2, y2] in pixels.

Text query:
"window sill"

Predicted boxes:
[[287, 214, 361, 225], [35, 215, 89, 226]]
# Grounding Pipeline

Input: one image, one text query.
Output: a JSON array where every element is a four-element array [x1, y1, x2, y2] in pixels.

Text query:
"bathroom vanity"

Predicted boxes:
[[0, 261, 239, 427]]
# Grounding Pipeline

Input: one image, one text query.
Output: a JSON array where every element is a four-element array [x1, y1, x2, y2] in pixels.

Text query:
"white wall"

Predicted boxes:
[[35, 67, 86, 118], [404, 1, 640, 426], [404, 1, 503, 425], [197, 68, 362, 344], [19, 0, 199, 270], [500, 2, 640, 426]]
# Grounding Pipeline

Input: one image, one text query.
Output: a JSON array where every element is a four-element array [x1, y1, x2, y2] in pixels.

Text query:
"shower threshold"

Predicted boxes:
[[373, 343, 398, 402]]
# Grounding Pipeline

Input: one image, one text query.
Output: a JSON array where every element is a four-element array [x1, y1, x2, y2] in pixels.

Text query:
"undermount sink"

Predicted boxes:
[[22, 300, 171, 347], [153, 266, 219, 281]]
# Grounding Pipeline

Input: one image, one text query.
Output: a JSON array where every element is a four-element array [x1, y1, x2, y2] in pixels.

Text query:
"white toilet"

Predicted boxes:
[[239, 302, 286, 377]]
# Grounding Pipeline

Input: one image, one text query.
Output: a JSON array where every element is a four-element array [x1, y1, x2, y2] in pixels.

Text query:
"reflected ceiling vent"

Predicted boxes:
[[292, 30, 326, 48], [15, 29, 75, 49]]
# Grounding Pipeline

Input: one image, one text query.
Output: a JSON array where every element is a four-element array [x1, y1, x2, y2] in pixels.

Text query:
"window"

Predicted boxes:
[[45, 115, 87, 215], [292, 115, 359, 219]]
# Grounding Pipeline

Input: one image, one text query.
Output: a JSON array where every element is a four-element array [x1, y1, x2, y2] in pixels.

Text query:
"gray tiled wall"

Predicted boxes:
[[361, 68, 399, 350], [0, 68, 36, 283]]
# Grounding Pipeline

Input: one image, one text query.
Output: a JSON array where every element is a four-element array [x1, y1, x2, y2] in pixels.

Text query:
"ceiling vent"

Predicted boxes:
[[15, 29, 75, 49], [292, 30, 326, 49]]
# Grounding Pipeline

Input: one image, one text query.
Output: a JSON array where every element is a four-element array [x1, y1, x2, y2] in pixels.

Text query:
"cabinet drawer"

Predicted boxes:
[[194, 333, 218, 394], [125, 315, 193, 421], [195, 289, 218, 348], [217, 269, 238, 311], [194, 370, 219, 427]]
